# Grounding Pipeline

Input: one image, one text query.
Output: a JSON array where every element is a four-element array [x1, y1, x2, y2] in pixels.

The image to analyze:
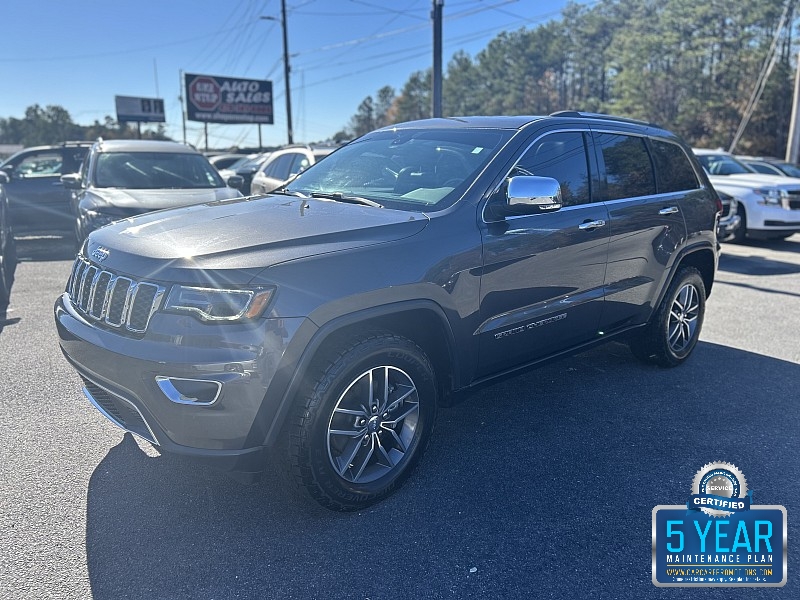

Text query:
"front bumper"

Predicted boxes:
[[717, 214, 741, 241], [746, 202, 800, 233], [55, 292, 306, 472]]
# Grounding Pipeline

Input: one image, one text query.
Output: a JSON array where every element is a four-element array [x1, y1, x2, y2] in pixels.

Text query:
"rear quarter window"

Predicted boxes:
[[649, 139, 700, 193]]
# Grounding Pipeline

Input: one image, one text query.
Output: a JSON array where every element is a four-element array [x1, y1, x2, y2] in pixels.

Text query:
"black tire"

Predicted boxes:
[[730, 205, 747, 244], [629, 267, 706, 367], [0, 229, 16, 308], [289, 332, 437, 511]]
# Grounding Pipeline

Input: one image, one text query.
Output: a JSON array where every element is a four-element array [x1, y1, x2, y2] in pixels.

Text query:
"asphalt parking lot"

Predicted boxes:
[[1, 234, 798, 599]]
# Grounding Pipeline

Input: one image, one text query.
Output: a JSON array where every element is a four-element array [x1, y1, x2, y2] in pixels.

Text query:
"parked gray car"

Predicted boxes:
[[0, 141, 91, 236], [55, 113, 720, 511]]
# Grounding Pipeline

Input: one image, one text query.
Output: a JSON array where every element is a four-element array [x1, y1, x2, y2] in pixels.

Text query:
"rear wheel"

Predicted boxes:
[[289, 332, 437, 511], [629, 267, 706, 367]]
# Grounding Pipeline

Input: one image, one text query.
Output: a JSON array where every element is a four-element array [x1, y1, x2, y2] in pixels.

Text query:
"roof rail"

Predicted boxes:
[[59, 140, 94, 147], [549, 111, 653, 127]]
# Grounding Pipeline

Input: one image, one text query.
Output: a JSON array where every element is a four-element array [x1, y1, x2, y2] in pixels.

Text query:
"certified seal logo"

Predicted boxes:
[[689, 461, 751, 517]]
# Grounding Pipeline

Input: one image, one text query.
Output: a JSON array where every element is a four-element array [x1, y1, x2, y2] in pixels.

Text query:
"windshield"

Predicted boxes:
[[93, 152, 225, 189], [772, 161, 800, 177], [284, 128, 511, 211], [696, 154, 754, 176]]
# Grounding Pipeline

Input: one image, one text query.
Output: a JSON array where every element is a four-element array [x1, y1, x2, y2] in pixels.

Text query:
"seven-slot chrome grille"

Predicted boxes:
[[67, 256, 166, 333]]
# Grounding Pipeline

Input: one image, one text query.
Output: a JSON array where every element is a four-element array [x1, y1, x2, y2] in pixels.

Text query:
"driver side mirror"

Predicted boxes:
[[227, 174, 244, 190], [0, 171, 8, 185], [487, 175, 563, 220], [60, 173, 83, 190]]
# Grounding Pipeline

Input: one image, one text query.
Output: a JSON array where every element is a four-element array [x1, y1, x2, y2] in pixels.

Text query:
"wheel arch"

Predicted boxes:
[[262, 300, 461, 447], [674, 244, 716, 298]]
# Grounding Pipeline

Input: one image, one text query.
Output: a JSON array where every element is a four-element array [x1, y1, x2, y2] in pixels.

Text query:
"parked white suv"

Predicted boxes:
[[693, 149, 800, 242], [250, 144, 337, 195]]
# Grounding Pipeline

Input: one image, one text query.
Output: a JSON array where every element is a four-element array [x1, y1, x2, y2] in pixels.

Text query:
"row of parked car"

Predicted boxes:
[[695, 149, 800, 243], [0, 139, 340, 246], [213, 144, 337, 196]]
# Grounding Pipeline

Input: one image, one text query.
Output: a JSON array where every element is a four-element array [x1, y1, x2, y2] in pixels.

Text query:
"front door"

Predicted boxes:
[[477, 130, 610, 377], [5, 148, 83, 234]]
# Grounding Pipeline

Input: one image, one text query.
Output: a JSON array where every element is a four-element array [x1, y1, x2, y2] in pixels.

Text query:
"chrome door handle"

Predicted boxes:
[[659, 206, 679, 215], [579, 219, 606, 231]]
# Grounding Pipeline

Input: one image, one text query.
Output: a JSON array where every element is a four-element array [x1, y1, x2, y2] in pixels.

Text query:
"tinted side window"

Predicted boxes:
[[649, 139, 699, 193], [13, 151, 63, 178], [746, 162, 781, 175], [596, 133, 655, 200], [263, 154, 295, 179], [288, 153, 310, 178], [514, 131, 591, 206]]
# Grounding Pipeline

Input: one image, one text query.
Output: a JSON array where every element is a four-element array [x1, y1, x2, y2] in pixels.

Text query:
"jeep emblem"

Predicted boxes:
[[91, 247, 110, 263]]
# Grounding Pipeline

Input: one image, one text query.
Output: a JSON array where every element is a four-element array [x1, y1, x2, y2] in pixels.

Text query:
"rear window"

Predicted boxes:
[[596, 133, 656, 200]]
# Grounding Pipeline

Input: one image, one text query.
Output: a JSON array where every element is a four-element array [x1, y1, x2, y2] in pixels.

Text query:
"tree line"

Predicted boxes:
[[341, 0, 797, 158], [0, 104, 168, 148]]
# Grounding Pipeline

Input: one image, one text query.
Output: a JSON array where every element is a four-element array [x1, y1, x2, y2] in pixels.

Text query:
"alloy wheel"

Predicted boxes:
[[667, 283, 700, 354], [327, 365, 420, 484]]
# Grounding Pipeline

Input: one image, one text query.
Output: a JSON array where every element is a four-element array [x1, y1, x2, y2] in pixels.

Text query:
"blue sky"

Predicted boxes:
[[1, 0, 584, 150]]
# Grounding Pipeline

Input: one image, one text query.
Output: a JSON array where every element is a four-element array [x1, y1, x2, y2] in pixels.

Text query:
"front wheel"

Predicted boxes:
[[289, 332, 437, 511], [629, 267, 706, 367], [730, 205, 747, 244], [0, 231, 16, 307]]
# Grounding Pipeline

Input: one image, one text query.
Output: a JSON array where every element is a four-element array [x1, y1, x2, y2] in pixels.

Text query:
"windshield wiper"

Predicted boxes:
[[308, 192, 383, 208]]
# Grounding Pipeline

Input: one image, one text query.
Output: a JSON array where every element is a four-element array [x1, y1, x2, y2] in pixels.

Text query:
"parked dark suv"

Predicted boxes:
[[55, 113, 720, 511], [0, 142, 91, 235]]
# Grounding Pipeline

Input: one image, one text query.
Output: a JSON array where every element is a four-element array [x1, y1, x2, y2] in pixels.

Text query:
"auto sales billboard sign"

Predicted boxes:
[[184, 73, 273, 124]]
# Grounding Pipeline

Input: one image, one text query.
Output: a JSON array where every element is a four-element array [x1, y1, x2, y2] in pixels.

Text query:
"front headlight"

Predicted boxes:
[[754, 188, 786, 206], [164, 285, 274, 321]]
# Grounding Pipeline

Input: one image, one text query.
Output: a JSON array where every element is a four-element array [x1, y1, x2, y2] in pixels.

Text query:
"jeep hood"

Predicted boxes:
[[85, 195, 429, 282]]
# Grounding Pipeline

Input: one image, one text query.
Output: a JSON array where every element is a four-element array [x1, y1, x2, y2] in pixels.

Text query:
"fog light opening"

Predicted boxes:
[[155, 377, 222, 405]]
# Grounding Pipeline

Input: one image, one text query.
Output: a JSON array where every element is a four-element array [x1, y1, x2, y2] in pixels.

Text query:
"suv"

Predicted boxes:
[[0, 142, 92, 235], [55, 113, 719, 511], [250, 144, 337, 195], [694, 149, 800, 241], [60, 139, 243, 242]]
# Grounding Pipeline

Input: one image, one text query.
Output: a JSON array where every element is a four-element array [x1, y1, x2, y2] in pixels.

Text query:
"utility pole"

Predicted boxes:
[[281, 0, 293, 144], [262, 3, 293, 144], [432, 0, 444, 118], [787, 47, 800, 162]]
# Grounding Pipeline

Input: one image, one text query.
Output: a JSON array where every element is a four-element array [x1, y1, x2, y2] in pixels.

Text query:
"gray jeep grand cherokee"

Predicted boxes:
[[55, 113, 720, 511]]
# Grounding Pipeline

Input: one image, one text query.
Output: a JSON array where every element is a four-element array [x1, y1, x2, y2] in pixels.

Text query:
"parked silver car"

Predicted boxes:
[[62, 139, 244, 242]]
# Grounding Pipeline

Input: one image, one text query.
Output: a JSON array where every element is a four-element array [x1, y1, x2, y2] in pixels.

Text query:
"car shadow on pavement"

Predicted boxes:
[[84, 341, 800, 599], [14, 235, 77, 262], [718, 250, 800, 276]]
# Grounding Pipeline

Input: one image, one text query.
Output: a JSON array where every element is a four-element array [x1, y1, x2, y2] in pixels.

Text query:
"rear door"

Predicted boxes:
[[476, 129, 610, 376], [592, 131, 689, 332]]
